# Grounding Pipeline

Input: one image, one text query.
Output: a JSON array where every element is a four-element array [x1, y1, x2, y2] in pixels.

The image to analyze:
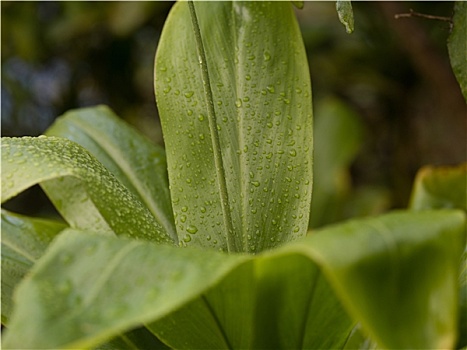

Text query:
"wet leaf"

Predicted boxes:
[[1, 136, 172, 244], [3, 210, 464, 349], [45, 105, 176, 241], [155, 1, 313, 253]]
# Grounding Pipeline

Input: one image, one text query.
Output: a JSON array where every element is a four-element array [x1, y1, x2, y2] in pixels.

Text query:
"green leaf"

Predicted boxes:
[[45, 105, 176, 241], [448, 1, 467, 101], [409, 163, 467, 211], [155, 1, 313, 253], [336, 0, 354, 34], [2, 229, 249, 349], [3, 210, 464, 349], [1, 209, 66, 324], [1, 136, 172, 244], [305, 210, 466, 349], [148, 253, 354, 349]]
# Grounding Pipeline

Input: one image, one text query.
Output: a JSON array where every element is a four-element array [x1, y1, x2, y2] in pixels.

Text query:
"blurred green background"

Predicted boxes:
[[2, 1, 466, 228]]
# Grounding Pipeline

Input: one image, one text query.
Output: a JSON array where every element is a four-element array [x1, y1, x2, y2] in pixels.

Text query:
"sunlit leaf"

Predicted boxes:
[[1, 136, 172, 244], [448, 1, 467, 101], [3, 210, 464, 349], [1, 209, 66, 324], [155, 1, 313, 253], [45, 105, 176, 241]]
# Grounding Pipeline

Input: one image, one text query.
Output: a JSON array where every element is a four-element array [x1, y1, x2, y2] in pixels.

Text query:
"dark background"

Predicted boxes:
[[2, 1, 466, 226]]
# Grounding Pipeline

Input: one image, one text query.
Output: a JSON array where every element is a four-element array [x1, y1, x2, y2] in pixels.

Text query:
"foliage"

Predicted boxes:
[[1, 1, 466, 349]]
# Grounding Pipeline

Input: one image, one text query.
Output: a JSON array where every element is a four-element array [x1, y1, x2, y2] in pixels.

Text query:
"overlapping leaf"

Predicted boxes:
[[1, 136, 171, 244], [45, 105, 176, 241], [155, 1, 313, 253], [3, 210, 464, 349]]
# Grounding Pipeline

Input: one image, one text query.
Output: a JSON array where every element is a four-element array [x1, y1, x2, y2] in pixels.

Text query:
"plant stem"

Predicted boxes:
[[188, 1, 239, 253]]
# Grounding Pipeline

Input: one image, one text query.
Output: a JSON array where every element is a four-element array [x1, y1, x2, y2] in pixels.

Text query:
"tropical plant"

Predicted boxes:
[[1, 1, 466, 349]]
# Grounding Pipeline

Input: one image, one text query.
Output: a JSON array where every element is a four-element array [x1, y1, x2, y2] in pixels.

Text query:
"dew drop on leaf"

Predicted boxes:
[[186, 225, 198, 234]]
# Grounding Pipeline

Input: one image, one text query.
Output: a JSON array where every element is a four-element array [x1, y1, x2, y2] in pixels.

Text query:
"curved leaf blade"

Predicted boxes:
[[45, 105, 176, 241], [155, 1, 313, 253], [1, 210, 66, 324], [3, 211, 463, 349], [1, 136, 172, 244], [302, 210, 466, 349]]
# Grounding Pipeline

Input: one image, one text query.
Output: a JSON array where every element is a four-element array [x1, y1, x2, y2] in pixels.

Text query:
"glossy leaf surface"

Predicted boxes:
[[1, 136, 171, 244], [155, 1, 313, 253], [1, 210, 66, 324], [3, 210, 464, 349], [45, 105, 176, 241]]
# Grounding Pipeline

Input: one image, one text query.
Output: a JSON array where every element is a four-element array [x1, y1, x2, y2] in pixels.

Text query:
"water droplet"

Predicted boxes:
[[198, 114, 205, 121], [185, 91, 194, 98], [163, 86, 171, 94], [187, 225, 198, 234], [180, 215, 187, 223], [235, 99, 242, 108], [267, 85, 275, 93], [264, 50, 271, 61], [183, 234, 192, 242], [181, 206, 188, 212], [251, 181, 260, 187], [246, 74, 251, 80], [289, 149, 297, 157]]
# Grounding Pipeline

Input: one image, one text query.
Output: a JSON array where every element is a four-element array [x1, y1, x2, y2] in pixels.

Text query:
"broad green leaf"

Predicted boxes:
[[2, 229, 249, 349], [336, 0, 354, 34], [448, 1, 467, 101], [155, 1, 313, 253], [305, 210, 466, 349], [1, 209, 66, 324], [409, 163, 467, 211], [3, 210, 464, 349], [45, 105, 176, 241], [310, 98, 364, 228], [1, 136, 172, 244]]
